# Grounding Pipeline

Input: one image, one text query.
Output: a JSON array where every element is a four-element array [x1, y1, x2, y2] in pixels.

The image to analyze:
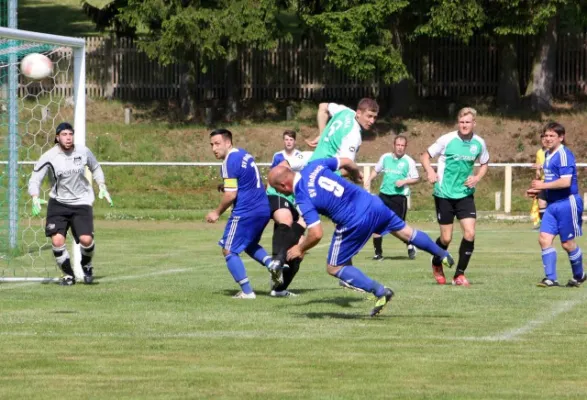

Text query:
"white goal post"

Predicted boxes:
[[0, 27, 86, 282]]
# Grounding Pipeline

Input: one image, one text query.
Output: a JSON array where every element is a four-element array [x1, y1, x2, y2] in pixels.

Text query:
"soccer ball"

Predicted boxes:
[[20, 53, 53, 80]]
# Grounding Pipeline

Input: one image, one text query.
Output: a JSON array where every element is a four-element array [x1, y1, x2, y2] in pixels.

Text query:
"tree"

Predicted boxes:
[[84, 0, 288, 119]]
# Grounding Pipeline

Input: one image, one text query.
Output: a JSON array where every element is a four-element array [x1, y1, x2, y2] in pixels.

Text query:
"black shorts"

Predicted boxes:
[[268, 195, 299, 222], [434, 195, 476, 225], [378, 193, 408, 221], [45, 198, 94, 243], [537, 190, 547, 202]]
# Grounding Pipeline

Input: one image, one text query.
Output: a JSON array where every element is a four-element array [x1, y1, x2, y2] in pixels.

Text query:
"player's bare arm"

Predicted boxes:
[[532, 175, 572, 190], [395, 177, 419, 188], [465, 163, 488, 188], [288, 222, 323, 260], [305, 103, 331, 147], [338, 157, 363, 183], [420, 151, 437, 183], [206, 190, 237, 223]]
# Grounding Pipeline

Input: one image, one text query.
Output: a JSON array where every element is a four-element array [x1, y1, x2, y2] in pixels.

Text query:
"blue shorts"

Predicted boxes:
[[327, 201, 406, 266], [541, 195, 583, 241], [219, 213, 270, 254]]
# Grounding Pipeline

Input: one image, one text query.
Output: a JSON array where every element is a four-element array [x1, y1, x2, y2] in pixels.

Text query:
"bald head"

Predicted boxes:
[[268, 165, 295, 195]]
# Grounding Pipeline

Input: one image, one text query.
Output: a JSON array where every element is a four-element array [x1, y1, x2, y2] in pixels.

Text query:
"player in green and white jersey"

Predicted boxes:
[[366, 135, 419, 261], [420, 107, 489, 287], [306, 98, 379, 176]]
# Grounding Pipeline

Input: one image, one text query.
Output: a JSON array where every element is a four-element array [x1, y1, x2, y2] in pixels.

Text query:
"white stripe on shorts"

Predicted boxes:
[[330, 227, 346, 265], [225, 216, 240, 251], [570, 195, 581, 237]]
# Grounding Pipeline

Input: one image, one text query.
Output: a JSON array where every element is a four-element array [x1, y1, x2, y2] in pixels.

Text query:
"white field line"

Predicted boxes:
[[466, 296, 587, 342], [0, 242, 332, 291]]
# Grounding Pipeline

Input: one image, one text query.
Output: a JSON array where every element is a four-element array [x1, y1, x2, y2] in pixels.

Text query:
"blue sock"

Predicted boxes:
[[568, 247, 584, 280], [335, 266, 385, 297], [245, 244, 271, 268], [225, 253, 253, 294], [541, 247, 557, 281], [410, 230, 448, 258]]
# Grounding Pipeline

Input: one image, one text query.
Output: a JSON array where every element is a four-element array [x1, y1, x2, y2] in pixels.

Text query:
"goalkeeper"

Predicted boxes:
[[27, 122, 113, 286]]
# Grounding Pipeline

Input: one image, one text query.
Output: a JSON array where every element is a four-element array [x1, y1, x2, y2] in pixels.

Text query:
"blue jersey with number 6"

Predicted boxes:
[[294, 158, 373, 227], [222, 148, 269, 216]]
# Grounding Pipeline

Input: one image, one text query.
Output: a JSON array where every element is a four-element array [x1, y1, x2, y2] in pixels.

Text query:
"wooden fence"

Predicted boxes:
[[22, 33, 587, 101]]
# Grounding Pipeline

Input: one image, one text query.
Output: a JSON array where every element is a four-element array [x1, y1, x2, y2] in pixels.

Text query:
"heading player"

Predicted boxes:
[[268, 157, 454, 317]]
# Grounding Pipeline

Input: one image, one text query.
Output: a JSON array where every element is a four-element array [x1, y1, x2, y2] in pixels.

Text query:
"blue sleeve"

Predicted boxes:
[[223, 153, 241, 179], [559, 151, 575, 176], [296, 192, 320, 227], [271, 153, 284, 169]]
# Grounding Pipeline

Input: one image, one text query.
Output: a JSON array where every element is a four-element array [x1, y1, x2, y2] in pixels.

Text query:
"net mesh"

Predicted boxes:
[[0, 36, 76, 280]]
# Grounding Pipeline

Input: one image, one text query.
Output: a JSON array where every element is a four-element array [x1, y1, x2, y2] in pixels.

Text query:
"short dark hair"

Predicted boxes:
[[55, 122, 73, 143], [543, 121, 565, 137], [283, 130, 296, 140], [209, 128, 233, 143], [357, 98, 379, 113], [394, 135, 408, 145]]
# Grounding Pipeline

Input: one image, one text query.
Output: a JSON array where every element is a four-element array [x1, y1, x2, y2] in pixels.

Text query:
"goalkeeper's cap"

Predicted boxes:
[[55, 122, 74, 143]]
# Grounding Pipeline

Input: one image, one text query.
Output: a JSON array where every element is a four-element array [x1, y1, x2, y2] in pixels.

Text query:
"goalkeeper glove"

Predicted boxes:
[[31, 197, 47, 217], [98, 184, 113, 207]]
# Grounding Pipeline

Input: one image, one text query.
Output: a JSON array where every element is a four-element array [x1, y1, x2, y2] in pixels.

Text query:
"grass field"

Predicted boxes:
[[1, 220, 586, 399]]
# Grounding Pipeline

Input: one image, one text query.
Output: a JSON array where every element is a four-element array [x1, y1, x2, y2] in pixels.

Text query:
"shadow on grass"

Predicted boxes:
[[302, 312, 371, 320]]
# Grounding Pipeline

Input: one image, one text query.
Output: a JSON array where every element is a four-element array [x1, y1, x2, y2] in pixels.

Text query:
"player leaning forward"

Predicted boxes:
[[28, 122, 113, 285], [420, 107, 489, 286]]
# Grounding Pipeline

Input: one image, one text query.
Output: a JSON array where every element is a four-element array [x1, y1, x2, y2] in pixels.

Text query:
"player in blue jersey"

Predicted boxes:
[[527, 122, 585, 287], [206, 128, 273, 299], [268, 158, 455, 316]]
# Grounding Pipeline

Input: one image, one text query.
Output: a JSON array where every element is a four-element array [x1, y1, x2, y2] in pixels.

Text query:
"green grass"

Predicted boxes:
[[1, 221, 586, 399]]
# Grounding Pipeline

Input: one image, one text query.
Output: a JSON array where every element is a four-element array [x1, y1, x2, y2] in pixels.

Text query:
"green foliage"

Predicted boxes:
[[413, 0, 485, 39], [303, 0, 410, 84], [117, 0, 286, 67]]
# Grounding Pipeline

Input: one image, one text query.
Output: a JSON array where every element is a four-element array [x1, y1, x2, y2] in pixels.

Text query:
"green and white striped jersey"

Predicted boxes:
[[427, 131, 489, 199], [374, 153, 419, 196], [310, 103, 362, 162]]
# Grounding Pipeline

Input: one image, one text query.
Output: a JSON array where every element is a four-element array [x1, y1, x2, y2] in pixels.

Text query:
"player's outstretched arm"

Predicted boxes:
[[337, 157, 363, 183]]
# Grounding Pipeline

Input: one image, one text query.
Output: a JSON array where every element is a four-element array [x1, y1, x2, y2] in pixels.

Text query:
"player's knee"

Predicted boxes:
[[79, 235, 93, 247], [462, 230, 475, 242], [273, 209, 293, 226], [326, 264, 340, 276], [222, 248, 232, 257], [51, 234, 66, 248], [561, 240, 577, 253]]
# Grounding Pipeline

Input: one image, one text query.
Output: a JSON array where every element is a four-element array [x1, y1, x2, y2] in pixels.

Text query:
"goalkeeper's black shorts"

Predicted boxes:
[[45, 198, 94, 242]]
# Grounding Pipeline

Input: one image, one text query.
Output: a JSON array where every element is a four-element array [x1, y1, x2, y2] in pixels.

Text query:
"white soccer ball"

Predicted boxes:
[[20, 53, 53, 80]]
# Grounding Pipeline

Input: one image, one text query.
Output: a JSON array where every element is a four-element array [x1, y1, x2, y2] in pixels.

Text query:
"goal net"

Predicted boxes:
[[0, 27, 86, 282]]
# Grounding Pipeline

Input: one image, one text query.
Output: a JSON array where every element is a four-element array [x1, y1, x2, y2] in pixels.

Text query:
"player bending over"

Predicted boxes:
[[269, 157, 454, 317]]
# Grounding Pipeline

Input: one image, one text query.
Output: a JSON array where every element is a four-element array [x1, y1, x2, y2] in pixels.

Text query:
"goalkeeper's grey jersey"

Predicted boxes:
[[28, 145, 105, 206]]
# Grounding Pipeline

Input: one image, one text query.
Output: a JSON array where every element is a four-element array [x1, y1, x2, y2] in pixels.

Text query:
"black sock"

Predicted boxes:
[[274, 258, 301, 291], [81, 241, 95, 268], [431, 238, 449, 266], [373, 236, 382, 255], [272, 223, 291, 265], [455, 238, 474, 277]]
